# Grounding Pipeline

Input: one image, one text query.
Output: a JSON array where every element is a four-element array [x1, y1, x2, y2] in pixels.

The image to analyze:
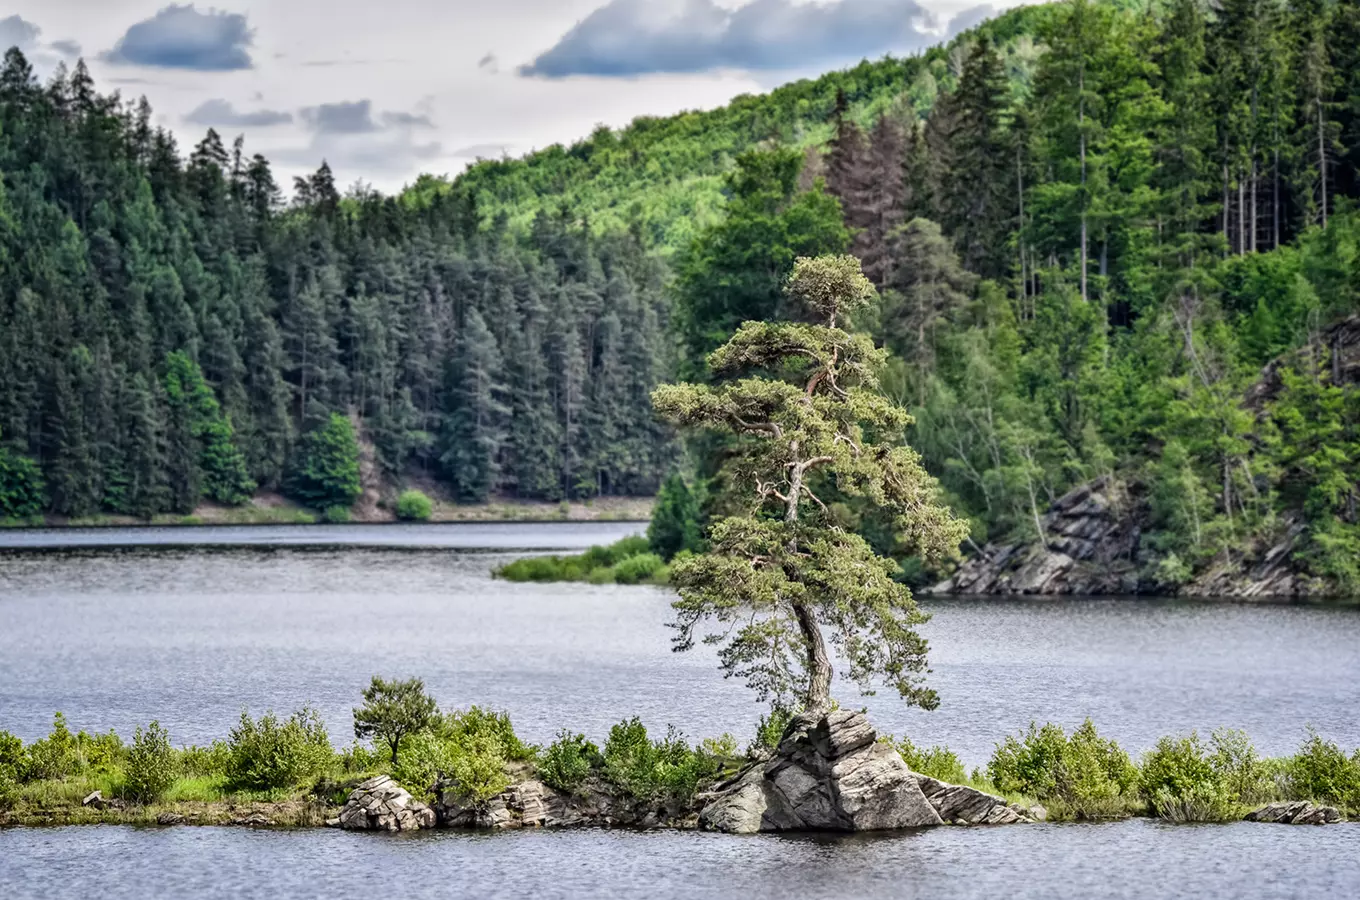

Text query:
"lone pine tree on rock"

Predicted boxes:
[[653, 255, 968, 713]]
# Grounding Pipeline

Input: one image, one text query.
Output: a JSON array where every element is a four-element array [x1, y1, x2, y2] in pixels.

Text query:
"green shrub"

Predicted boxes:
[[538, 732, 603, 793], [24, 713, 81, 781], [338, 742, 386, 774], [226, 708, 333, 792], [613, 552, 665, 585], [1208, 728, 1274, 805], [496, 536, 655, 583], [1139, 734, 1237, 822], [177, 742, 231, 778], [897, 738, 967, 783], [988, 720, 1135, 819], [323, 505, 351, 524], [0, 731, 23, 799], [75, 729, 125, 775], [123, 722, 176, 803], [751, 705, 796, 754], [602, 718, 719, 801], [1285, 729, 1360, 813], [390, 731, 456, 798], [396, 489, 434, 521], [353, 676, 439, 767], [438, 706, 535, 762]]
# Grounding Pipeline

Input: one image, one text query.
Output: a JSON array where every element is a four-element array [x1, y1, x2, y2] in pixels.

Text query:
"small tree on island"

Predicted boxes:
[[652, 255, 968, 713], [353, 676, 438, 766]]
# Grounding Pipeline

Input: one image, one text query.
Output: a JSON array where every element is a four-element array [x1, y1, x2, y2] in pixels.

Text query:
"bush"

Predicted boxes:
[[177, 742, 231, 778], [538, 732, 603, 793], [1285, 729, 1360, 813], [123, 722, 176, 803], [0, 731, 23, 799], [438, 706, 534, 762], [396, 489, 434, 521], [390, 731, 457, 798], [1139, 734, 1237, 822], [323, 505, 351, 524], [751, 705, 796, 754], [988, 720, 1136, 818], [612, 552, 665, 585], [227, 708, 333, 792], [602, 718, 720, 801], [1208, 728, 1274, 805], [24, 713, 81, 781], [897, 738, 967, 783]]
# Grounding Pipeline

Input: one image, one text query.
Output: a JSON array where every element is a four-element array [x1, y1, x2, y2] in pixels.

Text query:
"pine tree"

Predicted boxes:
[[441, 308, 508, 502]]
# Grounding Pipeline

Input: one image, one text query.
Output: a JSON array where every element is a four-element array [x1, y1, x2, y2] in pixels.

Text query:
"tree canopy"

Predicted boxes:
[[654, 256, 968, 711]]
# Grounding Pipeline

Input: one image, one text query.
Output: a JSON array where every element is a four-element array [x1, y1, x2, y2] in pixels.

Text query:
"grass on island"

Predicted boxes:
[[495, 536, 671, 586]]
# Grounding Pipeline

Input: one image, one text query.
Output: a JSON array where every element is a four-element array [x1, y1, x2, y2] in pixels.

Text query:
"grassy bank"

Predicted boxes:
[[5, 688, 1358, 829], [494, 536, 672, 585]]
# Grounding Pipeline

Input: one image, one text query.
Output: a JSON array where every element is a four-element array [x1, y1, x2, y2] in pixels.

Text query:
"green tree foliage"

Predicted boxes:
[[987, 719, 1138, 818], [353, 676, 439, 767], [287, 413, 361, 511], [0, 432, 44, 519], [655, 255, 968, 710], [163, 351, 254, 508], [647, 473, 704, 560]]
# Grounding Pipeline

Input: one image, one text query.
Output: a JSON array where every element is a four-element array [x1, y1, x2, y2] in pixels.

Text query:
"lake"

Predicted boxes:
[[1, 523, 1357, 899]]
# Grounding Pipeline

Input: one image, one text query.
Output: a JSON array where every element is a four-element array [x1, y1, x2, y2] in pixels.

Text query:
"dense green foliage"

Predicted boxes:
[[896, 737, 969, 784], [352, 676, 439, 767], [646, 473, 704, 560], [538, 731, 603, 794], [600, 718, 728, 802], [122, 722, 176, 803], [225, 708, 333, 792], [286, 414, 362, 511], [987, 720, 1139, 818], [0, 431, 44, 520], [395, 489, 434, 521], [0, 54, 674, 520]]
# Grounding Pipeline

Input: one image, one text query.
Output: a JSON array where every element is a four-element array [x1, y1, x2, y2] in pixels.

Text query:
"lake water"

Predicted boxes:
[[2, 523, 1357, 899]]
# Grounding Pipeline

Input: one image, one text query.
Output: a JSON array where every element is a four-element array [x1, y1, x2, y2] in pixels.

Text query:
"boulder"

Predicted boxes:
[[913, 775, 1034, 825], [337, 775, 436, 832], [1245, 801, 1342, 825], [699, 709, 943, 833]]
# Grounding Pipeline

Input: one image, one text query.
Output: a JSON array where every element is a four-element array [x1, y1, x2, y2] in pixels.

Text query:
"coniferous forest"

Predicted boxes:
[[3, 0, 1360, 590]]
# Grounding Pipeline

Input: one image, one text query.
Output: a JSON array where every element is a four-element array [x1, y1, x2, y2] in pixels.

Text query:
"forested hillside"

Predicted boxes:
[[2, 0, 1359, 594], [0, 51, 674, 521]]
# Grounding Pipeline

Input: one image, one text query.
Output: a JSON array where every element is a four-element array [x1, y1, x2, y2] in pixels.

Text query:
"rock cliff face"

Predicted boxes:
[[931, 478, 1323, 599]]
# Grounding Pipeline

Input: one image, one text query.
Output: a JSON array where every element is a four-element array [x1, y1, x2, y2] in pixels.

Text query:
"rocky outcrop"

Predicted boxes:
[[932, 477, 1327, 599], [913, 775, 1035, 825], [932, 478, 1149, 596], [337, 775, 436, 832], [698, 709, 943, 833], [1245, 801, 1343, 825], [435, 777, 696, 830], [1244, 315, 1360, 410]]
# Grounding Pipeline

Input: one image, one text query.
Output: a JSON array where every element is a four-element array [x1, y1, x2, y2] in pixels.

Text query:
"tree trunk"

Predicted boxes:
[[1318, 98, 1328, 228], [1078, 71, 1088, 304], [794, 602, 833, 712]]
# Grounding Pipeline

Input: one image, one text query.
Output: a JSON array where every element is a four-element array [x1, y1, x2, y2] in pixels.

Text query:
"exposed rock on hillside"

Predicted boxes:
[[914, 775, 1035, 825]]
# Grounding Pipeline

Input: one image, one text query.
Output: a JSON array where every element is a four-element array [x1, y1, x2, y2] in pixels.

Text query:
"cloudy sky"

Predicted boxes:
[[4, 0, 1019, 194]]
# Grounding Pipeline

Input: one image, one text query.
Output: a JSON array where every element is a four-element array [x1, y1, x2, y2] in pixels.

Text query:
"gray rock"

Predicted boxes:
[[337, 775, 436, 832], [1245, 801, 1342, 825], [699, 709, 943, 833], [82, 790, 103, 807], [913, 775, 1033, 825]]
